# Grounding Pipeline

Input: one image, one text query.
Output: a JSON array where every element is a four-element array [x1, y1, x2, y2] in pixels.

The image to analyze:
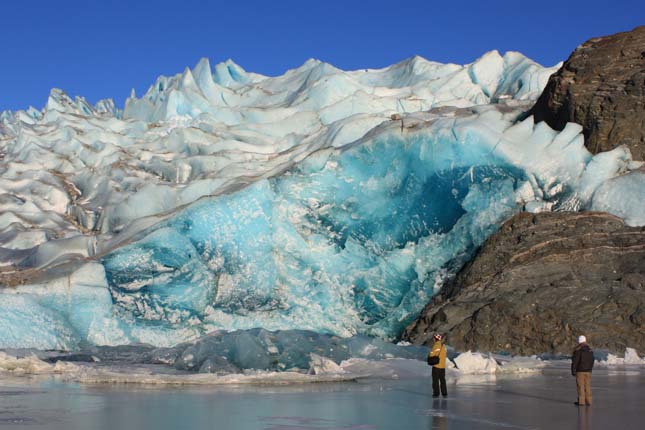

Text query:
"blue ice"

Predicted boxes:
[[102, 131, 526, 341]]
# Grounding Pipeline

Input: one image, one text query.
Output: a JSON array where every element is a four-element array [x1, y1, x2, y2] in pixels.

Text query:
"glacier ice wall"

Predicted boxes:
[[0, 50, 559, 252], [1, 51, 643, 350]]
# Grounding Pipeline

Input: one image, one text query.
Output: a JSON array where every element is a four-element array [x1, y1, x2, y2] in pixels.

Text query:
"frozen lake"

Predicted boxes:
[[0, 366, 642, 430]]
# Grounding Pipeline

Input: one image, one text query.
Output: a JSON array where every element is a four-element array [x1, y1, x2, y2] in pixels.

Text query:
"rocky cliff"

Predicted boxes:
[[530, 26, 645, 160], [403, 212, 645, 355]]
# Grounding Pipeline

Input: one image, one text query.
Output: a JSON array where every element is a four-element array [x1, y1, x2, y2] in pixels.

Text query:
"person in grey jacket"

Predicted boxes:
[[571, 335, 594, 406]]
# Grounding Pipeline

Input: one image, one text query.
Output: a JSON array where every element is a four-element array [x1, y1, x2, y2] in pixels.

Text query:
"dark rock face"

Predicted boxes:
[[530, 26, 645, 160], [403, 212, 645, 355]]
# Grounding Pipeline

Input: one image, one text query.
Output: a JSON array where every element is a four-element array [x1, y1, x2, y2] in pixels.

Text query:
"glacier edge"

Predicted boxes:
[[0, 52, 643, 351]]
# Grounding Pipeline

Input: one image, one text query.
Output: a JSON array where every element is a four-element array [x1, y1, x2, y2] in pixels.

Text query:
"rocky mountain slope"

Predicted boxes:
[[406, 27, 645, 355], [531, 26, 645, 160], [403, 212, 645, 355]]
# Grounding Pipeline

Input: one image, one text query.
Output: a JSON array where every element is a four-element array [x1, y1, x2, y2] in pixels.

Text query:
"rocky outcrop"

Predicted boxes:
[[403, 212, 645, 355], [530, 26, 645, 160]]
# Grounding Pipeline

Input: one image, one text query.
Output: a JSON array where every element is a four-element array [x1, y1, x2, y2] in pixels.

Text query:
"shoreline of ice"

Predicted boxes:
[[1, 346, 642, 387]]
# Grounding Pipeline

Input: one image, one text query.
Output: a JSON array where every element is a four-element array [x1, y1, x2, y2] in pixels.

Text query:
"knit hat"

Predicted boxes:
[[433, 334, 443, 341], [578, 335, 587, 344]]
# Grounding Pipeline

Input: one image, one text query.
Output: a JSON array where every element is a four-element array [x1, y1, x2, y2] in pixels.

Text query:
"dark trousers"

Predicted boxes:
[[432, 367, 447, 396]]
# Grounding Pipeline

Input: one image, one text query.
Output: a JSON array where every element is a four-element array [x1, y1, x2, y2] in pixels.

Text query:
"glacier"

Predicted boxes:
[[1, 50, 644, 356]]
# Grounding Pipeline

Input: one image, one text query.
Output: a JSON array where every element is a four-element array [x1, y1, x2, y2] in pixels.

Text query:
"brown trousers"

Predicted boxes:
[[576, 372, 592, 405]]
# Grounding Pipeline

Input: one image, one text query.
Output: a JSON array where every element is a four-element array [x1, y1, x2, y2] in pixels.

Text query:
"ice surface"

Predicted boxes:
[[0, 296, 78, 350], [1, 53, 643, 352], [3, 342, 637, 388], [0, 263, 128, 349], [0, 350, 361, 385], [0, 347, 540, 384], [0, 330, 427, 384], [2, 367, 644, 430], [168, 329, 427, 373]]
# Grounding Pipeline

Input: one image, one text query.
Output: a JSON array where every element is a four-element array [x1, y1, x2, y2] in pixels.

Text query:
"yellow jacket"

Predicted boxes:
[[429, 341, 447, 369]]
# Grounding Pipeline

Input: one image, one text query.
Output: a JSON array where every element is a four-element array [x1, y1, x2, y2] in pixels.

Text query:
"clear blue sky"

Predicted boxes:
[[1, 0, 642, 111]]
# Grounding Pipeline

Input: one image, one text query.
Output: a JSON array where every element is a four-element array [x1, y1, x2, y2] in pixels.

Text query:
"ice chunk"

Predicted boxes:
[[0, 351, 58, 373], [309, 353, 345, 375], [590, 170, 645, 226], [453, 351, 498, 374], [599, 348, 645, 365], [496, 355, 545, 373]]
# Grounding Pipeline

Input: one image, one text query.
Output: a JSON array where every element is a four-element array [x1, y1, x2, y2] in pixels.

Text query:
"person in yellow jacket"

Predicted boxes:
[[428, 333, 447, 397]]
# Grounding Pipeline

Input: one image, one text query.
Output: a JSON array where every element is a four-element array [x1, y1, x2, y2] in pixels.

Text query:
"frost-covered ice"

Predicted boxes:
[[0, 329, 429, 378], [1, 51, 644, 351], [598, 348, 645, 366], [2, 334, 642, 388], [0, 349, 541, 386], [0, 351, 63, 374], [0, 350, 360, 385]]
